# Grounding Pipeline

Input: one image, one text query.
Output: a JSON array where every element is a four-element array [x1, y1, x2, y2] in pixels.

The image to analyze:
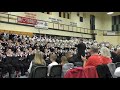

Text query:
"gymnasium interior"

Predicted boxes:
[[0, 12, 120, 78]]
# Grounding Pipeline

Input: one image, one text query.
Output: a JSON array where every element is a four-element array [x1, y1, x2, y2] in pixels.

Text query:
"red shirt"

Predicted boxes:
[[85, 54, 103, 67], [100, 56, 112, 64]]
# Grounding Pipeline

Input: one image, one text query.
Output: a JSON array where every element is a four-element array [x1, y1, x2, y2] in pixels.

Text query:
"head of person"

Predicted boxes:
[[61, 56, 68, 65], [65, 51, 73, 60], [89, 45, 99, 55], [50, 53, 57, 62], [100, 47, 111, 58], [77, 42, 86, 51], [33, 51, 46, 65], [79, 38, 83, 43], [29, 47, 33, 52]]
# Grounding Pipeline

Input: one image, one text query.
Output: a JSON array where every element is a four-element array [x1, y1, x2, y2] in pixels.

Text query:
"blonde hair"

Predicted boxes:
[[61, 56, 68, 65], [100, 47, 111, 58], [33, 51, 46, 65]]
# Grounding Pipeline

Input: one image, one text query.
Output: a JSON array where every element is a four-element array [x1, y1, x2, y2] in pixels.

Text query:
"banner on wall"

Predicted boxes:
[[17, 16, 37, 25], [49, 17, 62, 23], [35, 20, 48, 29]]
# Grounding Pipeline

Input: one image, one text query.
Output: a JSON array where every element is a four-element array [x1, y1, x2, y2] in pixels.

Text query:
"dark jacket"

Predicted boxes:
[[111, 52, 117, 61], [73, 42, 86, 66], [29, 62, 45, 78], [96, 64, 112, 78], [68, 54, 83, 67], [75, 42, 86, 56], [113, 55, 120, 63]]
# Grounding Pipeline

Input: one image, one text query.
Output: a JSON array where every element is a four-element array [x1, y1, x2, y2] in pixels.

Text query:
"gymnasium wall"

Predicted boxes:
[[0, 22, 92, 38], [101, 12, 120, 31], [102, 14, 112, 30], [8, 12, 106, 30], [103, 36, 120, 46], [95, 30, 104, 43], [0, 12, 118, 42], [0, 12, 96, 38], [96, 30, 120, 46]]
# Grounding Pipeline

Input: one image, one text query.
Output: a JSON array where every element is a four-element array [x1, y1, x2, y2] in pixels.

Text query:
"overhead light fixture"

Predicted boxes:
[[107, 12, 114, 14]]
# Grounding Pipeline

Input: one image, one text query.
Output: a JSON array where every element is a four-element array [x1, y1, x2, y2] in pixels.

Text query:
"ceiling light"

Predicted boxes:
[[107, 12, 114, 14]]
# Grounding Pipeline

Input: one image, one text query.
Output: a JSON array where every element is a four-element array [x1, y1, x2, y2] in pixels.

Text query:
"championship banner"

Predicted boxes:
[[49, 17, 62, 23], [35, 20, 48, 29], [17, 16, 37, 25]]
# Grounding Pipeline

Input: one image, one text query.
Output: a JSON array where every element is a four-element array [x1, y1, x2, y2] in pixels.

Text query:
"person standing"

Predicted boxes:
[[81, 45, 103, 67]]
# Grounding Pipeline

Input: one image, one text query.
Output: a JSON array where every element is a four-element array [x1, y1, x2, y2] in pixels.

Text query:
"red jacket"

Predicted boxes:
[[83, 66, 98, 78], [64, 67, 86, 78]]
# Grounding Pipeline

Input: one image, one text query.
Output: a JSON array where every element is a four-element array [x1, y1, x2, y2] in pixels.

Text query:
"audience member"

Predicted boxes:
[[28, 51, 46, 74], [100, 47, 112, 64], [81, 45, 103, 67], [48, 53, 58, 76], [113, 48, 120, 63], [61, 56, 74, 77]]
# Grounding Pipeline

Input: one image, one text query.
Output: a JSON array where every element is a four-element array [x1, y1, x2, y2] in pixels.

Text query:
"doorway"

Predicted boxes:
[[90, 15, 95, 30]]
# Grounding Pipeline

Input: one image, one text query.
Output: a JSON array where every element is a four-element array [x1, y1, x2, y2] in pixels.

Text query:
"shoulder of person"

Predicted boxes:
[[87, 55, 95, 60]]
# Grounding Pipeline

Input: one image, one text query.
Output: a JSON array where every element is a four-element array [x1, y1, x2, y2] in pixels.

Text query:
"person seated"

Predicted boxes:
[[28, 51, 46, 74], [61, 56, 74, 77], [47, 53, 58, 76], [65, 51, 73, 63], [100, 47, 112, 64], [65, 51, 83, 67]]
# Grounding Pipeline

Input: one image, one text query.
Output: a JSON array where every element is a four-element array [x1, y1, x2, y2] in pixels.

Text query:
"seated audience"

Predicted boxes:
[[1, 32, 120, 78]]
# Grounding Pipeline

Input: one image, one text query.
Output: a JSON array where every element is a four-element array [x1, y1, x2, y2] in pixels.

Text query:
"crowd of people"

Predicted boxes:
[[0, 32, 120, 78]]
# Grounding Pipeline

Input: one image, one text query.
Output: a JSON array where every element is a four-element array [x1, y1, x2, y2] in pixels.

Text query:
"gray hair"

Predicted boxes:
[[100, 47, 111, 58], [90, 45, 99, 53]]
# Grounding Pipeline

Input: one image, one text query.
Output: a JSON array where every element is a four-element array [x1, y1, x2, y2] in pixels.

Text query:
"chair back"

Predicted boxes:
[[116, 62, 120, 68], [29, 66, 48, 78], [49, 65, 62, 78]]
